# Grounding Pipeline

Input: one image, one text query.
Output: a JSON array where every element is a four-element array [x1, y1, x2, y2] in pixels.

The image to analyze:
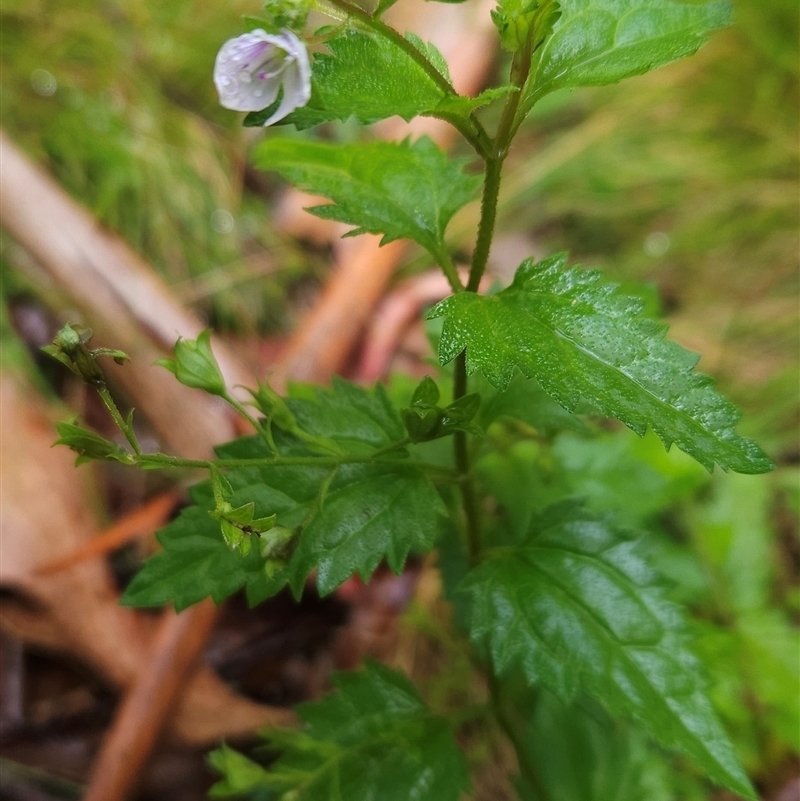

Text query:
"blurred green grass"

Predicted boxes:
[[0, 0, 317, 333]]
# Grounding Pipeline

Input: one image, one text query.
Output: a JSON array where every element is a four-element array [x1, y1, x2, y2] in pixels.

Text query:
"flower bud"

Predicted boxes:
[[42, 323, 129, 387], [157, 329, 227, 397]]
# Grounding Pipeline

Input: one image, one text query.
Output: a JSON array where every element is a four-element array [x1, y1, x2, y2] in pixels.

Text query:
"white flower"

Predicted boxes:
[[213, 29, 311, 126]]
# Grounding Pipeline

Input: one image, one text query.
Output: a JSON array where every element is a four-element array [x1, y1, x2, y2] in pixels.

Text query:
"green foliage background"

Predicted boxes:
[[1, 0, 797, 797]]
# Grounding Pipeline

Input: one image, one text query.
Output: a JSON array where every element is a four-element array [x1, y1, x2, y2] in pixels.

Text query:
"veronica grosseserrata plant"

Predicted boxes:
[[45, 0, 773, 798]]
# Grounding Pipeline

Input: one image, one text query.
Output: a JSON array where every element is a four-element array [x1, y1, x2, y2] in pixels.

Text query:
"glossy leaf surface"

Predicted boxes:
[[509, 690, 671, 801], [282, 376, 406, 454], [429, 253, 773, 473], [461, 503, 756, 799], [255, 137, 479, 258], [284, 461, 446, 597], [121, 380, 444, 607], [119, 502, 271, 611], [209, 661, 470, 801], [520, 0, 731, 118]]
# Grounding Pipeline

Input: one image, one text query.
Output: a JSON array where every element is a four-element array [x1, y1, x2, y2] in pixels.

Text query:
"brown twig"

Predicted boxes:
[[34, 491, 181, 576], [82, 600, 219, 801], [0, 130, 249, 459]]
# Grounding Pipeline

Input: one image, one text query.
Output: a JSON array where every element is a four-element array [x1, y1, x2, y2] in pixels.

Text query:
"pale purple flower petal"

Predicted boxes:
[[213, 29, 311, 122]]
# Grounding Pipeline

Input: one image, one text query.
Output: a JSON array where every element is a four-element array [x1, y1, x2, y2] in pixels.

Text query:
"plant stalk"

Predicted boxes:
[[453, 353, 482, 565], [224, 393, 277, 455], [97, 385, 142, 456], [466, 156, 503, 292]]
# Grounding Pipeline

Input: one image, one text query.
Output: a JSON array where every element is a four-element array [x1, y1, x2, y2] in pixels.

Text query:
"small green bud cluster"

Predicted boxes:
[[42, 323, 129, 388], [208, 466, 295, 572], [491, 0, 561, 52], [401, 376, 482, 443]]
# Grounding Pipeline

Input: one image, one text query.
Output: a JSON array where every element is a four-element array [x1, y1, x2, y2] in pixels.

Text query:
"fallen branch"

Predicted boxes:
[[35, 491, 181, 577], [0, 130, 249, 460]]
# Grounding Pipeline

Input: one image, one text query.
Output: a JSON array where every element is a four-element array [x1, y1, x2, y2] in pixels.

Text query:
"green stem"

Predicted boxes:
[[434, 248, 465, 293], [452, 51, 526, 557], [465, 44, 534, 294], [295, 467, 338, 535], [324, 0, 491, 158], [496, 47, 533, 157], [96, 385, 142, 456], [225, 393, 276, 455], [453, 353, 482, 565], [135, 449, 454, 479], [466, 156, 503, 292]]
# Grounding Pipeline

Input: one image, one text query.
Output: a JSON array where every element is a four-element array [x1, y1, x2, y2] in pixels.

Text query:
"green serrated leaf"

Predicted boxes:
[[462, 504, 756, 798], [520, 0, 732, 118], [460, 502, 756, 799], [245, 29, 496, 129], [229, 439, 445, 598], [286, 462, 446, 597], [405, 32, 452, 81], [207, 744, 272, 798], [122, 379, 442, 608], [118, 504, 276, 611], [210, 661, 469, 800], [283, 377, 406, 454], [477, 372, 589, 434], [254, 137, 480, 258], [429, 253, 773, 474], [247, 29, 443, 128], [507, 688, 672, 801]]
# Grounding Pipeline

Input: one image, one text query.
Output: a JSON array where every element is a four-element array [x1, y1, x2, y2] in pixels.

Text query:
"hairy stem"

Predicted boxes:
[[97, 384, 142, 456], [435, 247, 465, 293], [466, 156, 502, 292], [466, 42, 534, 293], [224, 393, 276, 455], [453, 353, 482, 565]]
